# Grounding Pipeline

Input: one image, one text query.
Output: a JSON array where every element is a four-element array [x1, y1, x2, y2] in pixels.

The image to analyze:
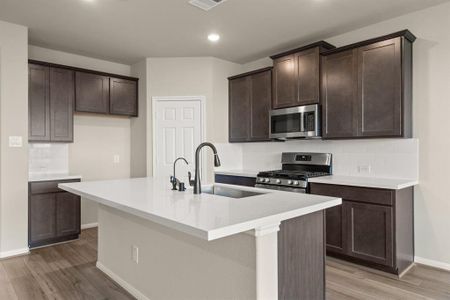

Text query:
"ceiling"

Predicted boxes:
[[0, 0, 448, 64]]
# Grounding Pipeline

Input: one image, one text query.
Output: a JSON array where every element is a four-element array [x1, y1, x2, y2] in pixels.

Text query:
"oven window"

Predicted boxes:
[[271, 113, 301, 134]]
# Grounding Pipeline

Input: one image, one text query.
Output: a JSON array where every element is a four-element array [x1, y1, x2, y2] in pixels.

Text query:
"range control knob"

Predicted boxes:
[[264, 178, 270, 183], [293, 181, 299, 185], [287, 180, 293, 185], [258, 177, 265, 182], [275, 179, 281, 184]]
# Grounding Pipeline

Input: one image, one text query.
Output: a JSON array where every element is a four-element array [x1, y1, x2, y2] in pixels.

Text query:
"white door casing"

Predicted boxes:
[[152, 96, 206, 184]]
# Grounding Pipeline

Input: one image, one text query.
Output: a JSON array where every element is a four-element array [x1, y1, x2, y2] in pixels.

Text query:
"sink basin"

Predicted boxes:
[[203, 185, 266, 199]]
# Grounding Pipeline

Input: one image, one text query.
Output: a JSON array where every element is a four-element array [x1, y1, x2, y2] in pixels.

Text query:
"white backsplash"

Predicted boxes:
[[29, 143, 69, 175], [216, 139, 418, 180], [214, 143, 243, 171]]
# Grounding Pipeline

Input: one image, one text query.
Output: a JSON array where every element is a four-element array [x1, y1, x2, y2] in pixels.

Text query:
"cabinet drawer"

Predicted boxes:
[[30, 179, 80, 195], [310, 183, 393, 206]]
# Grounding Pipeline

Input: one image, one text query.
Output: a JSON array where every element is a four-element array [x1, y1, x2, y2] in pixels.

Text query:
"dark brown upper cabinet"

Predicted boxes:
[[110, 77, 138, 116], [321, 49, 358, 138], [29, 64, 74, 142], [29, 64, 51, 142], [50, 68, 74, 142], [29, 60, 139, 120], [321, 30, 415, 139], [271, 41, 335, 109], [229, 76, 250, 142], [75, 72, 110, 114], [228, 67, 272, 143], [358, 38, 402, 137]]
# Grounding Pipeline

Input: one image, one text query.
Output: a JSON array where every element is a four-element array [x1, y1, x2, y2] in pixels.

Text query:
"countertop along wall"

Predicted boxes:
[[28, 46, 133, 226], [235, 2, 450, 269]]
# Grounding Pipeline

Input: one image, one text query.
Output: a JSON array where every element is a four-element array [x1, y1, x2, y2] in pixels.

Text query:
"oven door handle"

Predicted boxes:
[[255, 184, 306, 193]]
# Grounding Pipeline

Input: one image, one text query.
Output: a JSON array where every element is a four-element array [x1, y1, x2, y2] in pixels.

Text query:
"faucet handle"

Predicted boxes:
[[188, 172, 195, 187]]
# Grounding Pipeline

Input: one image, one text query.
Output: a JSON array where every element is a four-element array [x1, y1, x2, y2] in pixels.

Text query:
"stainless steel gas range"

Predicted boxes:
[[255, 152, 332, 193]]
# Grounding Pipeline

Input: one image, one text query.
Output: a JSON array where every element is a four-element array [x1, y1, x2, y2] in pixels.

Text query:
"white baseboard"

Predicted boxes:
[[96, 261, 150, 300], [415, 256, 450, 271], [0, 247, 30, 259], [81, 222, 98, 230]]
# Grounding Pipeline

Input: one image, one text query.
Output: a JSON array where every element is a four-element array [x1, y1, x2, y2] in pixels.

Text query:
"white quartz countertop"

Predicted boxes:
[[59, 177, 341, 241], [214, 169, 259, 178], [29, 173, 82, 182], [309, 175, 418, 190]]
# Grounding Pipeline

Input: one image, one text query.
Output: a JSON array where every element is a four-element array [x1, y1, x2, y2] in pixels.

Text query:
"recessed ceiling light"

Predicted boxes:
[[208, 33, 220, 42]]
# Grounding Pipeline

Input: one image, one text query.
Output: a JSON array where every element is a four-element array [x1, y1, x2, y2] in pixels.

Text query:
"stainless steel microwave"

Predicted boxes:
[[270, 104, 321, 139]]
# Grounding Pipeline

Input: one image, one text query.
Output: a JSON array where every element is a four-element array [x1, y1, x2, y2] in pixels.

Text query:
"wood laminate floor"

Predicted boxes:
[[0, 228, 449, 299]]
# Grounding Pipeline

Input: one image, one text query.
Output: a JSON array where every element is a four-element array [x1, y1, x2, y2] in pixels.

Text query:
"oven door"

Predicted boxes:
[[270, 104, 321, 139], [255, 184, 306, 193]]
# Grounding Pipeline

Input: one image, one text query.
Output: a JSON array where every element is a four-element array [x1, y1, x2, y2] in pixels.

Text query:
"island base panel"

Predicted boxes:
[[96, 204, 282, 300]]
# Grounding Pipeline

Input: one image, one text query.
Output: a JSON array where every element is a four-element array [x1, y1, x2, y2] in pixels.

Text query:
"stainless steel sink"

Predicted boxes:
[[202, 185, 266, 199]]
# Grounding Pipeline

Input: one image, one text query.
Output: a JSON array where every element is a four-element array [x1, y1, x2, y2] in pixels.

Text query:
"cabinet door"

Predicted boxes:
[[29, 64, 50, 142], [110, 78, 138, 116], [358, 38, 402, 137], [345, 201, 394, 267], [325, 205, 346, 254], [75, 72, 110, 114], [249, 70, 271, 141], [56, 192, 81, 237], [29, 194, 56, 244], [50, 67, 74, 142], [272, 54, 298, 109], [229, 76, 250, 142], [296, 48, 320, 105], [322, 49, 358, 138]]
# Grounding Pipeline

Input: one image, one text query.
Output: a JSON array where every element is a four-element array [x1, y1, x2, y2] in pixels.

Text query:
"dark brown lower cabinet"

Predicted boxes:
[[214, 174, 256, 187], [30, 194, 57, 243], [29, 179, 81, 248], [325, 204, 346, 254], [310, 183, 414, 275], [56, 192, 81, 237]]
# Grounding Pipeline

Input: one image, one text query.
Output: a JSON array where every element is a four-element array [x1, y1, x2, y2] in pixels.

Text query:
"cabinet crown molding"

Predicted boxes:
[[270, 41, 335, 59], [28, 59, 139, 82], [322, 29, 416, 56]]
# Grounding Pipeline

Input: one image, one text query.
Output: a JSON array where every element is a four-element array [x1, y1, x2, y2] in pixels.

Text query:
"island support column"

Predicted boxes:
[[253, 223, 281, 300]]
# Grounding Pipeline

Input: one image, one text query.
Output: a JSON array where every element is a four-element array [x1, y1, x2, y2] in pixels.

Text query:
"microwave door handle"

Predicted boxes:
[[300, 113, 305, 132]]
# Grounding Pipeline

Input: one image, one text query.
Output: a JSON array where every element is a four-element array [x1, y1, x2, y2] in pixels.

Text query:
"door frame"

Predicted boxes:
[[151, 96, 207, 179]]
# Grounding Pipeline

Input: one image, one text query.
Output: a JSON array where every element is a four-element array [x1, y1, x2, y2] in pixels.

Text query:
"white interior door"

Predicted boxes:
[[153, 97, 204, 184]]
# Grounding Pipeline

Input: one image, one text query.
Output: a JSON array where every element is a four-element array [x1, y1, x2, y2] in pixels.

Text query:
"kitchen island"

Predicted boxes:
[[59, 177, 341, 300]]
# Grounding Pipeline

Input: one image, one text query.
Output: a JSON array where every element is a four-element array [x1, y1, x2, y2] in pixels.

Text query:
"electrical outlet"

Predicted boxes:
[[358, 165, 371, 174], [131, 245, 139, 264], [113, 155, 120, 164]]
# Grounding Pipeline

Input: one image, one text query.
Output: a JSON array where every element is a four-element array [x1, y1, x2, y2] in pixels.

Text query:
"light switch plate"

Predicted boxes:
[[9, 136, 23, 148], [113, 155, 120, 164]]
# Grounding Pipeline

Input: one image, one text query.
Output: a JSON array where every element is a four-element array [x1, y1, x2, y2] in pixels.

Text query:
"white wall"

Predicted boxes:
[[237, 2, 450, 268], [145, 57, 242, 180], [130, 60, 148, 178], [28, 46, 133, 226], [0, 20, 29, 257]]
